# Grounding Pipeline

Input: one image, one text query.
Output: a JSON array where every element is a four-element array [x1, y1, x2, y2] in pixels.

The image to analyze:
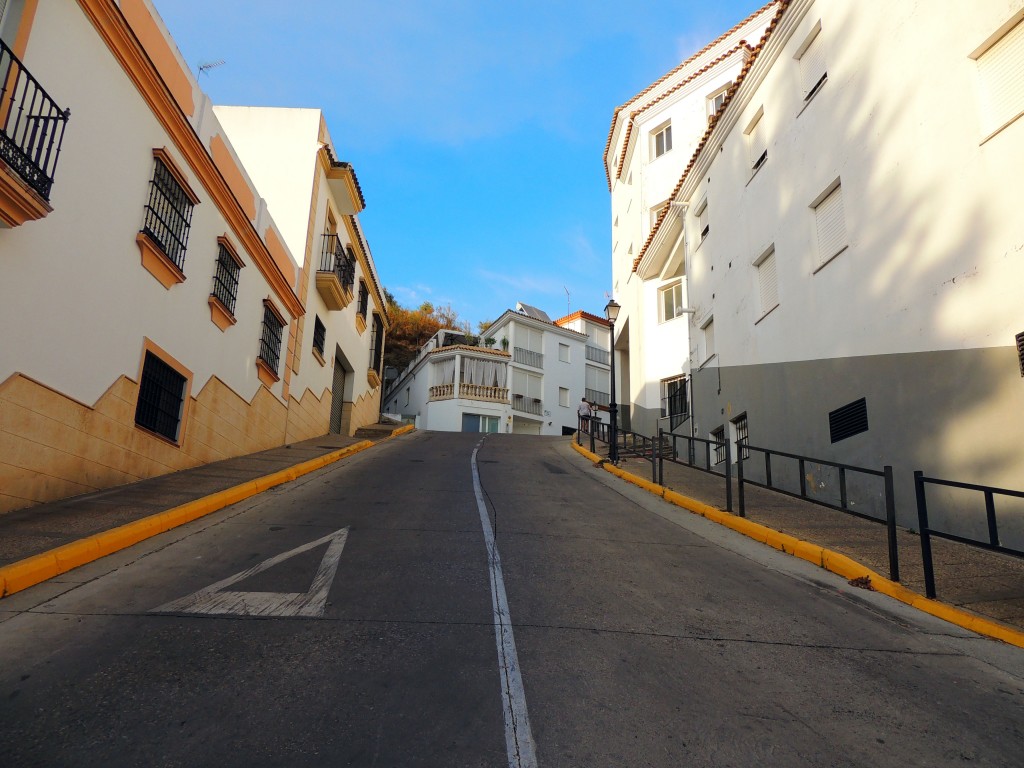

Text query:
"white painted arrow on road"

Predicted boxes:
[[153, 528, 348, 618]]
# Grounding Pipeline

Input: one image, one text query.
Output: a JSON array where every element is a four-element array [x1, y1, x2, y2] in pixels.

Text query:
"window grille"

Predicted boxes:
[[369, 314, 384, 371], [258, 303, 285, 374], [732, 413, 749, 459], [1016, 331, 1024, 377], [711, 426, 726, 464], [135, 351, 186, 441], [829, 398, 869, 443], [660, 376, 687, 430], [142, 157, 194, 271], [358, 280, 369, 318], [211, 242, 241, 315], [312, 316, 326, 357]]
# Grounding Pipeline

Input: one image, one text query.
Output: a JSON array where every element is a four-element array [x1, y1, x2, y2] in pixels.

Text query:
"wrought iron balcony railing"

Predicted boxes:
[[320, 234, 355, 290], [0, 38, 70, 201], [513, 347, 543, 368], [585, 345, 610, 365]]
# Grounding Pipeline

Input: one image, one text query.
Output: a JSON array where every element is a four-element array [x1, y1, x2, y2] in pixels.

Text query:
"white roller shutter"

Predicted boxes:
[[799, 30, 827, 98], [978, 19, 1024, 135], [757, 250, 778, 313], [814, 185, 846, 267], [748, 114, 767, 169]]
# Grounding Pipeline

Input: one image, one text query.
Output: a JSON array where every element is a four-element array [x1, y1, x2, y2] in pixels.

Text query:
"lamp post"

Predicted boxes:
[[604, 299, 620, 464]]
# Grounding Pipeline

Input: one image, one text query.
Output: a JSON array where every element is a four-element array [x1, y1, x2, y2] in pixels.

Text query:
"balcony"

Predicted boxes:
[[585, 345, 610, 365], [513, 347, 543, 368], [429, 383, 509, 403], [0, 39, 70, 227], [316, 234, 356, 310], [511, 394, 542, 416], [586, 388, 610, 407]]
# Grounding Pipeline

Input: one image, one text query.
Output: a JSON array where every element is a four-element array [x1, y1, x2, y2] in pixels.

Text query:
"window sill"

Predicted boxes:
[[256, 357, 280, 387], [137, 232, 185, 290], [754, 303, 779, 325], [796, 76, 827, 118], [812, 245, 848, 275], [355, 313, 367, 335], [134, 422, 183, 448], [312, 348, 326, 367], [208, 295, 237, 332], [979, 109, 1024, 146], [699, 353, 717, 370], [745, 160, 766, 187], [367, 368, 381, 388]]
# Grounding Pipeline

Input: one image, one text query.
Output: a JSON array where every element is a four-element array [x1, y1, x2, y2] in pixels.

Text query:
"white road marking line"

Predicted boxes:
[[153, 528, 349, 618], [472, 439, 538, 768]]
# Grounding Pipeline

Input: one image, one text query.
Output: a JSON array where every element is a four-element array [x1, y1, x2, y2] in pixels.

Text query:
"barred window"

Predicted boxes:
[[211, 241, 241, 315], [732, 413, 749, 459], [312, 316, 326, 357], [358, 280, 369, 318], [369, 313, 384, 371], [711, 425, 726, 464], [142, 155, 195, 271], [135, 351, 187, 441], [258, 302, 286, 374]]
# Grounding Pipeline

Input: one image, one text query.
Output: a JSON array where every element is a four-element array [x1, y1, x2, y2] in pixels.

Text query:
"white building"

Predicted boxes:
[[382, 304, 611, 435], [0, 0, 386, 514], [634, 0, 1024, 533], [604, 2, 778, 436]]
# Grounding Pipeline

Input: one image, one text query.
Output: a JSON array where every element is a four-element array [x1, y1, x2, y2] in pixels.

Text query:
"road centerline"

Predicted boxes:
[[472, 437, 538, 768]]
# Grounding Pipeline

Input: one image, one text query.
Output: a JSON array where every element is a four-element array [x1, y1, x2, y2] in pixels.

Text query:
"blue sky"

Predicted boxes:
[[153, 1, 766, 328]]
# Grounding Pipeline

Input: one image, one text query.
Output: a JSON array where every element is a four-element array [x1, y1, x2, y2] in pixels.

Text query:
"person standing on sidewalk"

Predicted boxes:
[[577, 397, 592, 433]]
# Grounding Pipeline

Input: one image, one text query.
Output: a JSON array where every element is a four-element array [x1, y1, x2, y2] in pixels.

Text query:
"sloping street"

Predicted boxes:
[[1, 432, 1022, 767]]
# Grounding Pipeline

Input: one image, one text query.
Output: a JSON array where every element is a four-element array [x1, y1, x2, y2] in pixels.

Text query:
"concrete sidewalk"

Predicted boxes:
[[0, 427, 407, 571], [576, 435, 1024, 636]]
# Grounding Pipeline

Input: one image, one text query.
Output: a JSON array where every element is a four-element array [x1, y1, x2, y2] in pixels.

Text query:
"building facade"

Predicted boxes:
[[627, 0, 1024, 535], [0, 0, 386, 514], [604, 2, 778, 436]]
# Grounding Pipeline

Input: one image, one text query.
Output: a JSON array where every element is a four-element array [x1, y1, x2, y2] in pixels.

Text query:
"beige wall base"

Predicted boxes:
[[0, 372, 334, 515]]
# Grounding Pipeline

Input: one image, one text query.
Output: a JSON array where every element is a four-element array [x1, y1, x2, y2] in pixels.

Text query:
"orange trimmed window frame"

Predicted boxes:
[[133, 337, 193, 446], [209, 235, 244, 331], [138, 148, 200, 289]]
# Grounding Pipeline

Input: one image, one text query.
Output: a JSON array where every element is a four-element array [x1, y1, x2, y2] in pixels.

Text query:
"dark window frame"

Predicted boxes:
[[357, 280, 369, 318], [135, 351, 187, 442], [211, 238, 242, 316], [711, 425, 726, 464], [732, 412, 749, 460], [141, 153, 197, 271], [312, 315, 327, 357], [258, 301, 286, 374]]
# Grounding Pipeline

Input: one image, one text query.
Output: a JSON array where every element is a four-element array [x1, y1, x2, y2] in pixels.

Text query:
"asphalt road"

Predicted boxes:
[[0, 432, 1022, 767]]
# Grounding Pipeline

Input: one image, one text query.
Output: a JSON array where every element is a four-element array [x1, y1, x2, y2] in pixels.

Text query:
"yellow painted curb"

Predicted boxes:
[[0, 439, 376, 599], [568, 438, 1024, 650]]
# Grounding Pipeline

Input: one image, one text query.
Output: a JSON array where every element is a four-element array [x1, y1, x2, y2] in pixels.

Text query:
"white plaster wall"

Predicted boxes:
[[683, 0, 1024, 367], [0, 3, 294, 406]]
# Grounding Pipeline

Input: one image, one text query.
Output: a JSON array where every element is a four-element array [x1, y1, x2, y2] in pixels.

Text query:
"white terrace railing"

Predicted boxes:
[[428, 383, 510, 403], [429, 384, 454, 400]]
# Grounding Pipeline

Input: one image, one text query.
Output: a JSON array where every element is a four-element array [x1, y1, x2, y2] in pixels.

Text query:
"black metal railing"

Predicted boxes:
[[914, 472, 1024, 599], [0, 39, 70, 201], [513, 347, 543, 368], [585, 345, 610, 364], [143, 158, 194, 270], [657, 431, 732, 512], [738, 442, 898, 581], [511, 395, 542, 416], [258, 304, 284, 373], [586, 388, 610, 407], [320, 234, 355, 290], [211, 242, 240, 315], [358, 280, 369, 318]]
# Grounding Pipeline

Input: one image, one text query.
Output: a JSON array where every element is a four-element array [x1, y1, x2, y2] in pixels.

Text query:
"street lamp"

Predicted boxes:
[[604, 299, 620, 464]]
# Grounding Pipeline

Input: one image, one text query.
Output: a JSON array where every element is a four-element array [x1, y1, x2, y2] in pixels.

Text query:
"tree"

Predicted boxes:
[[383, 295, 471, 372]]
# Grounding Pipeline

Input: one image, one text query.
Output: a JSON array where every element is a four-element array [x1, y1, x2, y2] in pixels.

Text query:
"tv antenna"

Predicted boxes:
[[564, 286, 570, 315], [197, 59, 226, 78]]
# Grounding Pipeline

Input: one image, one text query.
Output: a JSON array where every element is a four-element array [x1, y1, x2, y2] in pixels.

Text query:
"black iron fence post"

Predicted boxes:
[[652, 434, 659, 484], [737, 446, 746, 518], [985, 490, 1000, 547], [658, 429, 664, 485], [590, 421, 596, 453], [724, 439, 733, 513], [883, 465, 899, 582], [914, 470, 937, 599]]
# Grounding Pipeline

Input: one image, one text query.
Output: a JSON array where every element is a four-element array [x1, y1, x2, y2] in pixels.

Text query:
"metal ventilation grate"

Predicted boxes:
[[829, 397, 868, 443], [1017, 331, 1024, 377]]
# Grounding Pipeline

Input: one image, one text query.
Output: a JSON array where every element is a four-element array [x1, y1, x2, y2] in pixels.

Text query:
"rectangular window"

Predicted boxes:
[[559, 387, 569, 407], [369, 313, 384, 372], [659, 281, 685, 322], [660, 376, 687, 430], [135, 351, 187, 441], [745, 108, 767, 171], [813, 182, 847, 268], [558, 343, 570, 363], [653, 122, 672, 158], [975, 16, 1024, 137], [829, 398, 869, 443], [711, 426, 726, 464], [702, 317, 715, 364], [258, 302, 286, 374], [695, 199, 709, 242], [755, 247, 779, 317], [732, 413, 749, 459], [357, 280, 369, 318], [1016, 331, 1024, 377], [707, 83, 731, 121], [585, 365, 609, 407], [797, 24, 827, 102], [312, 316, 326, 357], [142, 155, 196, 271], [211, 240, 241, 315]]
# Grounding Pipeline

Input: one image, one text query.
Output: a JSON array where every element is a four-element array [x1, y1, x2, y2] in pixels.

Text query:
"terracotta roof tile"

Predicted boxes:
[[632, 1, 789, 273], [554, 310, 610, 328], [602, 0, 780, 190]]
